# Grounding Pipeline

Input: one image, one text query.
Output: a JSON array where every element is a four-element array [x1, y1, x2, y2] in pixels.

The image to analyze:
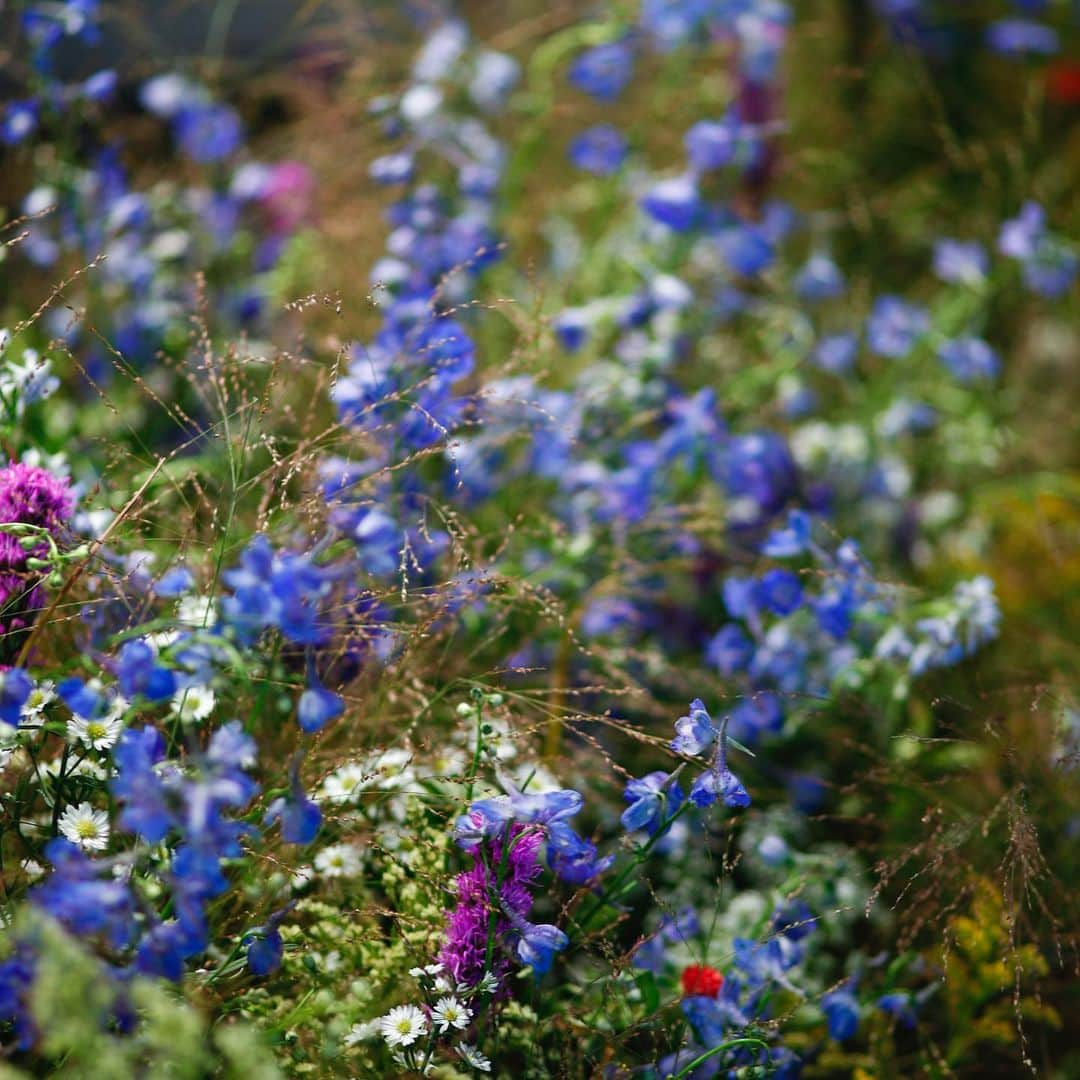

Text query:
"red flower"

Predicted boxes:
[[681, 963, 724, 998], [1047, 62, 1080, 106]]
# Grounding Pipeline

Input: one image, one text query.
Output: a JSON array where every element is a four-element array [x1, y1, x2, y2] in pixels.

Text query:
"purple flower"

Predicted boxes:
[[439, 825, 544, 987]]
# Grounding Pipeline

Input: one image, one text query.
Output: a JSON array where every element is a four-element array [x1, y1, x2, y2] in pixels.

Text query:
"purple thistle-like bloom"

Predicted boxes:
[[0, 462, 74, 635], [439, 824, 544, 988]]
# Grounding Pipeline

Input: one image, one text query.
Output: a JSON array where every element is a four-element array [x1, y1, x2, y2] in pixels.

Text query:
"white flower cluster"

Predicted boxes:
[[344, 961, 495, 1073]]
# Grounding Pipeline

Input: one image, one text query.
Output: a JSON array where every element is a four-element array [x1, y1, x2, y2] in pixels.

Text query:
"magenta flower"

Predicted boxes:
[[439, 824, 544, 988], [0, 462, 74, 636]]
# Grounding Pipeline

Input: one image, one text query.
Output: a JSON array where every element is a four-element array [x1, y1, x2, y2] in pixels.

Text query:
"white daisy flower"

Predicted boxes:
[[67, 712, 123, 751], [433, 975, 452, 993], [378, 1004, 428, 1048], [21, 859, 44, 881], [58, 802, 110, 851], [456, 1042, 492, 1072], [319, 761, 369, 803], [432, 995, 472, 1033], [20, 681, 55, 724], [313, 843, 363, 878], [171, 685, 216, 724], [343, 1019, 379, 1046], [475, 971, 500, 995]]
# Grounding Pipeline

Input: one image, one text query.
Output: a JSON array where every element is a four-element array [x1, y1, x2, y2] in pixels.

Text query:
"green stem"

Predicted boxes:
[[672, 1036, 770, 1079]]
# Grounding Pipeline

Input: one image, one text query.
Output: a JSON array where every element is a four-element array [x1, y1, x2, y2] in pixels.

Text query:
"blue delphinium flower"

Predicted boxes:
[[986, 18, 1059, 56], [297, 678, 344, 734], [641, 174, 701, 231], [933, 239, 988, 285], [761, 509, 812, 558], [266, 782, 322, 845], [668, 699, 751, 810], [719, 224, 774, 276], [454, 784, 583, 848], [621, 771, 684, 834], [568, 125, 628, 175], [866, 296, 929, 358], [507, 910, 569, 976], [546, 821, 614, 885], [822, 987, 860, 1041], [568, 40, 635, 102], [1, 101, 39, 145], [877, 991, 918, 1029], [755, 569, 803, 616], [793, 254, 845, 302], [811, 332, 858, 375], [684, 117, 737, 171], [937, 337, 1000, 382], [705, 624, 754, 677], [115, 639, 176, 702], [0, 669, 33, 725], [173, 102, 243, 163]]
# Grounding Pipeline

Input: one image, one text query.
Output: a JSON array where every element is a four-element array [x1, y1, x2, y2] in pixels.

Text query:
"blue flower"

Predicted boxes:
[[267, 790, 322, 845], [671, 698, 717, 756], [568, 125, 628, 175], [755, 569, 803, 615], [933, 239, 988, 285], [937, 337, 1000, 382], [297, 681, 344, 734], [510, 915, 568, 975], [877, 991, 917, 1029], [173, 103, 243, 162], [2, 100, 39, 146], [568, 40, 635, 102], [684, 118, 737, 171], [986, 18, 1058, 56], [641, 175, 701, 231], [728, 693, 783, 744], [822, 988, 860, 1041], [57, 676, 104, 719], [0, 668, 33, 725], [761, 509, 812, 557], [112, 726, 171, 841], [719, 225, 774, 276], [705, 624, 754, 676], [812, 332, 858, 375], [115, 639, 176, 702], [794, 254, 845, 302], [621, 771, 684, 833], [546, 822, 614, 885], [245, 928, 283, 976], [689, 766, 750, 809], [866, 296, 928, 359]]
